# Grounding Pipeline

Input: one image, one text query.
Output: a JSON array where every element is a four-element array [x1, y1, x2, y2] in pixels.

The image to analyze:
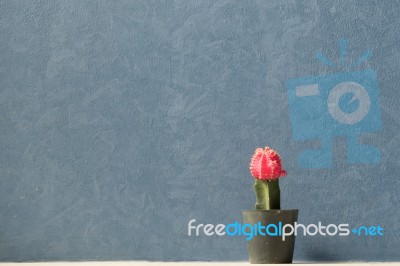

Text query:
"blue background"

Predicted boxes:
[[0, 0, 399, 262]]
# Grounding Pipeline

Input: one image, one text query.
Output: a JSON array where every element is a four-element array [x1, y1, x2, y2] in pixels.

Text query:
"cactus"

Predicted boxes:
[[249, 147, 286, 210]]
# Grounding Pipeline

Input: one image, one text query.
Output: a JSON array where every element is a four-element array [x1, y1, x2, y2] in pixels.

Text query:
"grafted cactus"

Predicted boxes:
[[249, 147, 286, 210]]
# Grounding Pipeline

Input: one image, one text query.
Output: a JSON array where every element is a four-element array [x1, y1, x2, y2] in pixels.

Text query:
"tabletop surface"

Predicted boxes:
[[0, 262, 399, 266]]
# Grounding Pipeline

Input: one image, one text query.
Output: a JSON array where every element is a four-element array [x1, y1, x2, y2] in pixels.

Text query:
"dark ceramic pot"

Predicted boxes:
[[242, 209, 299, 264]]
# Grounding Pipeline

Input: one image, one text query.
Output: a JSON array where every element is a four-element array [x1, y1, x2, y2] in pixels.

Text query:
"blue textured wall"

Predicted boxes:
[[1, 0, 399, 261]]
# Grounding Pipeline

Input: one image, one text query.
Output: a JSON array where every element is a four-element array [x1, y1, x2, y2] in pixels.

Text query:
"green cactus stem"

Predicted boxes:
[[254, 179, 280, 210]]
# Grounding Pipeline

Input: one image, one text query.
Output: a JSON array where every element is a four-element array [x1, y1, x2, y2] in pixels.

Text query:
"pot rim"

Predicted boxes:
[[242, 209, 299, 213]]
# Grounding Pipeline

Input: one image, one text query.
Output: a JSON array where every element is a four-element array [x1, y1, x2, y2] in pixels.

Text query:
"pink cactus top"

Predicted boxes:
[[250, 147, 286, 180]]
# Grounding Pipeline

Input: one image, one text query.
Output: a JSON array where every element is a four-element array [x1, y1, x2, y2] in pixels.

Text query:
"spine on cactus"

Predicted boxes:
[[250, 147, 286, 210]]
